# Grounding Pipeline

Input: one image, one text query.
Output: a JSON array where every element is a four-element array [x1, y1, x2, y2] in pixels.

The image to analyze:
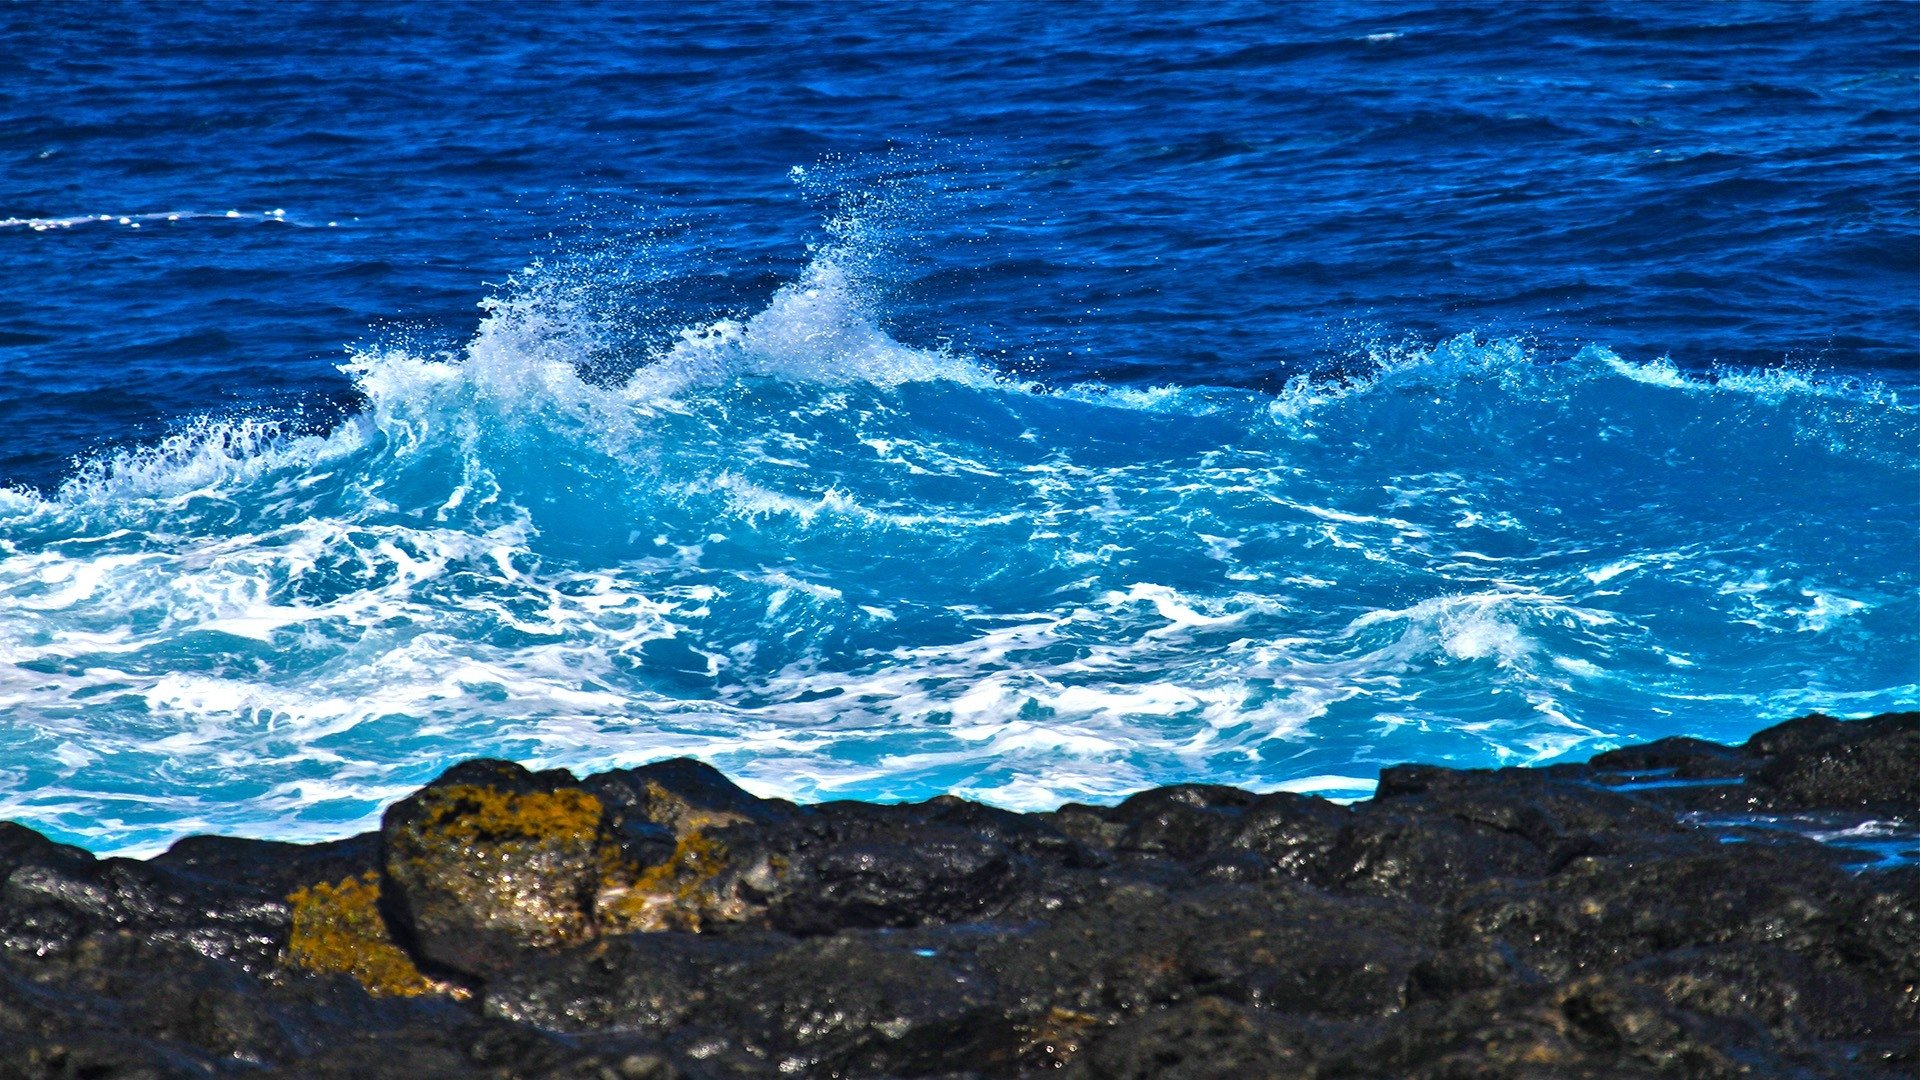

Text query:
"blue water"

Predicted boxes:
[[2, 2, 1916, 855]]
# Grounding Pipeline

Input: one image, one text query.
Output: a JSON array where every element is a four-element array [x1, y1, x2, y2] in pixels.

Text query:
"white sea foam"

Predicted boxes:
[[0, 232, 1914, 856], [0, 209, 318, 232], [1600, 350, 1910, 408]]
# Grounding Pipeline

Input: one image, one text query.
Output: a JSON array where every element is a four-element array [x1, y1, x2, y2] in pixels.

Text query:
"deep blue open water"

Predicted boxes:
[[2, 1, 1916, 855]]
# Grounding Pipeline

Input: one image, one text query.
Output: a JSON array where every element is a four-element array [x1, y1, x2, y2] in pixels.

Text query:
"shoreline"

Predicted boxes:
[[1, 711, 1914, 1078]]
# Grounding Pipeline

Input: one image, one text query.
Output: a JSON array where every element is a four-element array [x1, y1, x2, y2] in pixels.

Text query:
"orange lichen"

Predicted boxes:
[[413, 784, 605, 845], [639, 779, 750, 835], [1017, 1006, 1101, 1068], [600, 830, 731, 932], [284, 872, 445, 997], [385, 784, 613, 950]]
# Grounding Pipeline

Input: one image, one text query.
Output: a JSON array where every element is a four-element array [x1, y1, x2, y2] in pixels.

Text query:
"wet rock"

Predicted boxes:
[[485, 930, 771, 1035], [490, 929, 1004, 1076], [1841, 865, 1920, 1024], [0, 1030, 209, 1080], [0, 824, 93, 883], [149, 832, 379, 899], [0, 853, 289, 972], [714, 934, 1004, 1076], [245, 1013, 638, 1080], [1061, 996, 1309, 1079], [1591, 711, 1920, 818], [379, 759, 618, 980], [1405, 939, 1538, 1004], [1587, 735, 1752, 778], [583, 758, 790, 837], [1221, 791, 1351, 878], [1757, 715, 1920, 811], [1460, 845, 1798, 972], [762, 804, 1023, 934], [1743, 712, 1857, 756], [1373, 766, 1683, 857], [594, 794, 1093, 938], [1326, 978, 1749, 1079], [1106, 784, 1259, 861], [1327, 808, 1548, 902], [974, 879, 1423, 1026], [0, 711, 1913, 1077], [1622, 943, 1902, 1042]]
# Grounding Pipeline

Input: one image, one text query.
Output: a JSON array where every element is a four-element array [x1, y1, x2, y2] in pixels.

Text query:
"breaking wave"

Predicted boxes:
[[3, 236, 1916, 855]]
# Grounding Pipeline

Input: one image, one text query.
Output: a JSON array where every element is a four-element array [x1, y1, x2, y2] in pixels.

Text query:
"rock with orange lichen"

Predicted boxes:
[[0, 713, 1915, 1078], [379, 759, 619, 980], [597, 827, 772, 934], [588, 757, 792, 934], [584, 757, 794, 838], [283, 871, 445, 998]]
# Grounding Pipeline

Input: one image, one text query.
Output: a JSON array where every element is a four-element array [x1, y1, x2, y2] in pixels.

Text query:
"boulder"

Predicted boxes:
[[379, 760, 617, 980]]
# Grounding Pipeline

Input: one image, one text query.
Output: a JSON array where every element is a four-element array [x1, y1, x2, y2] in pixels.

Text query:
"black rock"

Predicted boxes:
[[0, 711, 1913, 1078]]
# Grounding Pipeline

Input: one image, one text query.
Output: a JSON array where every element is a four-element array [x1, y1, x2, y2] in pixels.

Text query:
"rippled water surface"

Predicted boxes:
[[2, 2, 1916, 854]]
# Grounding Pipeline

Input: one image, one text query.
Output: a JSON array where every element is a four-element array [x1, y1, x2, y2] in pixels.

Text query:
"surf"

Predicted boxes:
[[1, 233, 1915, 857]]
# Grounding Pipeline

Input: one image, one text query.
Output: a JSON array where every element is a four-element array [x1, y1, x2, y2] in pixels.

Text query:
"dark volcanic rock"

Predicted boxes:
[[379, 759, 619, 980], [0, 711, 1914, 1078], [755, 800, 1038, 935], [1061, 996, 1309, 1079], [584, 757, 794, 836], [1757, 716, 1920, 811], [149, 832, 379, 899], [0, 845, 291, 975]]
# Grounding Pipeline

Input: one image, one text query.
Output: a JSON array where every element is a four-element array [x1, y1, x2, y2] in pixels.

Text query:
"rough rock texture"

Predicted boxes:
[[0, 712, 1914, 1078], [380, 761, 619, 980]]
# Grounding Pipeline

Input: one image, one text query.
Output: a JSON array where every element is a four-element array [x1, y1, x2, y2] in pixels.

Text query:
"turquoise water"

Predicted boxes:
[[2, 232, 1914, 854]]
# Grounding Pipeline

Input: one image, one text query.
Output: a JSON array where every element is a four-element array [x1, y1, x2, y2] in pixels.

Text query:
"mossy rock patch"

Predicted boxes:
[[380, 760, 619, 979], [284, 872, 440, 997]]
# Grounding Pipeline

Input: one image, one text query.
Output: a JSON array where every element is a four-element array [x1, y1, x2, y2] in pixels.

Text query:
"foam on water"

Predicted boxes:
[[2, 237, 1916, 856], [0, 208, 314, 231]]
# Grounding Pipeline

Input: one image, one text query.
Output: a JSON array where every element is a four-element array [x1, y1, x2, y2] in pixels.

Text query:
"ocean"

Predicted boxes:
[[1, 0, 1915, 856]]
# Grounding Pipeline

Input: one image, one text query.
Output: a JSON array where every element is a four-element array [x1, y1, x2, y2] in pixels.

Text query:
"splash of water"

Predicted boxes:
[[1, 235, 1915, 856]]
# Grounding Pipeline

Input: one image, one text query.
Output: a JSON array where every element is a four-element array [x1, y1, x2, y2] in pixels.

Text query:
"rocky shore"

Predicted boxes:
[[0, 712, 1914, 1079]]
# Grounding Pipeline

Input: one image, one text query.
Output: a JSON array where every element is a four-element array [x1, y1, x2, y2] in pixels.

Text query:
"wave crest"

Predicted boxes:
[[1, 238, 1915, 856]]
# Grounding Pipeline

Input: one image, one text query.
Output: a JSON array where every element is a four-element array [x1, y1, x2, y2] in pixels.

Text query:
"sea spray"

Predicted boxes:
[[0, 238, 1914, 856]]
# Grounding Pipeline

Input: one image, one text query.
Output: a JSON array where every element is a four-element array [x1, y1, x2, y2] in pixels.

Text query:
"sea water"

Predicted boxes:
[[2, 2, 1915, 854]]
